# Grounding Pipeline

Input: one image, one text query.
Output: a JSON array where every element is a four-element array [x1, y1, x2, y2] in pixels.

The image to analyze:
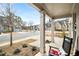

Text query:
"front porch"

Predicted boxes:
[[30, 3, 79, 56]]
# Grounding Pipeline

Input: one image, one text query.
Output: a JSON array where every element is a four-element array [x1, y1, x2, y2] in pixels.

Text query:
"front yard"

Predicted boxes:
[[0, 39, 39, 56]]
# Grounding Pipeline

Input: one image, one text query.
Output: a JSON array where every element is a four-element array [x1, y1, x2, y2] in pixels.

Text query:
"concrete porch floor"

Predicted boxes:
[[30, 36, 64, 56], [35, 37, 63, 56]]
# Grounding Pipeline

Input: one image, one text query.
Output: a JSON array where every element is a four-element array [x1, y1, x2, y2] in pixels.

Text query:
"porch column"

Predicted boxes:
[[51, 19, 55, 43], [72, 13, 76, 55], [75, 10, 79, 53], [40, 11, 45, 55], [69, 18, 73, 38], [68, 19, 72, 37]]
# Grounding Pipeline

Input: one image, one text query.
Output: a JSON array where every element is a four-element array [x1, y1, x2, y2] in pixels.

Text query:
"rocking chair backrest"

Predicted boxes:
[[62, 36, 73, 56]]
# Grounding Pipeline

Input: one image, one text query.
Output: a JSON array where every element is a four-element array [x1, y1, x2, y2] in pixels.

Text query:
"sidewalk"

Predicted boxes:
[[0, 32, 17, 36]]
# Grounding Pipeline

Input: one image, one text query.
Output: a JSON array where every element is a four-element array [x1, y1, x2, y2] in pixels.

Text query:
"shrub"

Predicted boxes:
[[32, 46, 37, 51], [0, 52, 6, 56], [46, 40, 51, 43], [0, 48, 2, 52], [13, 48, 21, 54], [0, 48, 6, 56], [22, 44, 28, 48]]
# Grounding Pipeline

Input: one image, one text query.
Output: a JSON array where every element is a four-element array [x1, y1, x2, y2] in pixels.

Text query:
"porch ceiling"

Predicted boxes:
[[32, 3, 75, 19]]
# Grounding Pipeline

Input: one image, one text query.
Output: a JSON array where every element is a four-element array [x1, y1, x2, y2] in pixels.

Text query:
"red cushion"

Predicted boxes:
[[49, 49, 61, 56]]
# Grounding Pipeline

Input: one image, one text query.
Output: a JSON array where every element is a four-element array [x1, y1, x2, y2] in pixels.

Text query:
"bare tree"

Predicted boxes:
[[0, 3, 14, 46]]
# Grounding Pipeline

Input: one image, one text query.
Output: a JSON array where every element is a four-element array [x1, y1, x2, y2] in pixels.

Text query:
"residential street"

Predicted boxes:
[[0, 31, 40, 44]]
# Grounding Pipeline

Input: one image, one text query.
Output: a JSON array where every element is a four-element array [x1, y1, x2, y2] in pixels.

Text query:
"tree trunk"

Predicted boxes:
[[10, 29, 12, 46]]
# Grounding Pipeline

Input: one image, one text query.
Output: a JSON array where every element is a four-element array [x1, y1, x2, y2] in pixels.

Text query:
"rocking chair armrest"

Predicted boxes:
[[49, 46, 59, 50]]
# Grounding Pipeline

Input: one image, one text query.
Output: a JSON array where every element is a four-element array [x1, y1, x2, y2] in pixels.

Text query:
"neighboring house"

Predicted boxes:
[[33, 23, 51, 31], [32, 22, 51, 31], [26, 24, 39, 31], [0, 16, 22, 33], [54, 22, 62, 31], [45, 22, 51, 30], [0, 16, 11, 33], [0, 16, 6, 33]]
